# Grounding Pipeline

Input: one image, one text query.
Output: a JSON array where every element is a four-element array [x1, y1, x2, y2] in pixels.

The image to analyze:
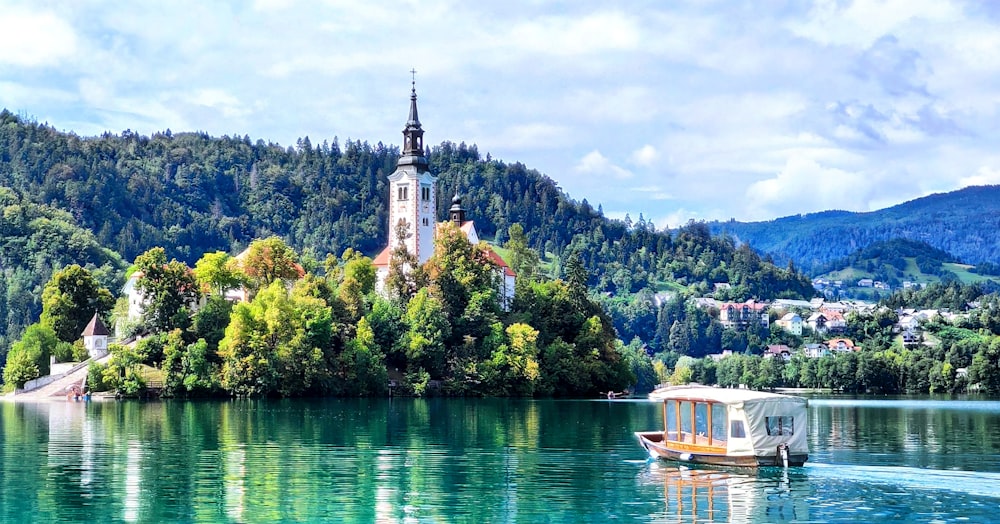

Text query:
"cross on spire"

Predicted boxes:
[[400, 68, 427, 170]]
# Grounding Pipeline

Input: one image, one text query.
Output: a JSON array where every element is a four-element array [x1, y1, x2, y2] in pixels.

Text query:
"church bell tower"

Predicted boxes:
[[386, 78, 437, 264]]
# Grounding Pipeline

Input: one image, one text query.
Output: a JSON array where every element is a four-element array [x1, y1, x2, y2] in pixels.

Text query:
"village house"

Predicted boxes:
[[819, 309, 847, 332], [803, 343, 828, 358], [826, 338, 858, 352], [765, 344, 792, 360], [775, 312, 803, 336], [718, 299, 769, 329], [897, 314, 920, 331], [805, 312, 827, 333], [772, 298, 813, 309]]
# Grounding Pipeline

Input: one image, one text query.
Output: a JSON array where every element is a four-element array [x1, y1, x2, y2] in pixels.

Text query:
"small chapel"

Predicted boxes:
[[371, 83, 515, 306]]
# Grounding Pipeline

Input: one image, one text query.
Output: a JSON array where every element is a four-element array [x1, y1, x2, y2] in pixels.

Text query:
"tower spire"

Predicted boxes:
[[399, 69, 428, 170]]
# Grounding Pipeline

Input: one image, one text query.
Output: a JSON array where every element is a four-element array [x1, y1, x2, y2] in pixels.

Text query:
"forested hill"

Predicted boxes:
[[0, 110, 815, 347], [708, 185, 1000, 274]]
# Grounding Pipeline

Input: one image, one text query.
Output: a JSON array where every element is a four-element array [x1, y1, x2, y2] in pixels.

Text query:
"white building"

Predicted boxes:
[[81, 313, 110, 359]]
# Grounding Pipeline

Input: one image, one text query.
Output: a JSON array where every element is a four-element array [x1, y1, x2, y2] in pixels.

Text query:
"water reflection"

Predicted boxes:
[[3, 397, 1000, 523], [638, 463, 810, 523]]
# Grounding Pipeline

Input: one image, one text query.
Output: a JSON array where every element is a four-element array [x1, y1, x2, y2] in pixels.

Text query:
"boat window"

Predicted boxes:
[[679, 401, 693, 443], [712, 405, 727, 442], [665, 400, 677, 438], [765, 416, 794, 436], [695, 403, 709, 438], [730, 420, 746, 439]]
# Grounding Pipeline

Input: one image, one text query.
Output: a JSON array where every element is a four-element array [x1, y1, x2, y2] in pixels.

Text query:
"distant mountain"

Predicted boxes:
[[809, 238, 1000, 300], [708, 185, 1000, 273]]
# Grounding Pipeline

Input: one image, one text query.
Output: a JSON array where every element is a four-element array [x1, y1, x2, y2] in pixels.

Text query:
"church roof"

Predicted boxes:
[[372, 246, 391, 267], [483, 246, 516, 277], [81, 313, 110, 337]]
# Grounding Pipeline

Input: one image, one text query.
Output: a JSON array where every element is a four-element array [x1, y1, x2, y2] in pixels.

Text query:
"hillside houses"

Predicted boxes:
[[694, 291, 976, 361]]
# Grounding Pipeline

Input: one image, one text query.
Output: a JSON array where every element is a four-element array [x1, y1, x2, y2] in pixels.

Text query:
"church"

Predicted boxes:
[[371, 84, 515, 306]]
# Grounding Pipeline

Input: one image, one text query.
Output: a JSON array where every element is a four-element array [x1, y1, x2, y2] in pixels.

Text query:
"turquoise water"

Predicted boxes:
[[1, 397, 998, 522]]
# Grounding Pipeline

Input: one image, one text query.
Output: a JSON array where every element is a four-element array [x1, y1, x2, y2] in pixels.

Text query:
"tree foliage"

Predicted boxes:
[[134, 247, 201, 333], [40, 264, 114, 343]]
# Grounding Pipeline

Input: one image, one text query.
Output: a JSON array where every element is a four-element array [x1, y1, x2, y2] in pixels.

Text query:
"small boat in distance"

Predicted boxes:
[[636, 384, 808, 467]]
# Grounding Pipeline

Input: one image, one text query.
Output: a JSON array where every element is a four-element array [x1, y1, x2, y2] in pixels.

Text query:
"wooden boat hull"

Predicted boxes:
[[635, 431, 807, 468]]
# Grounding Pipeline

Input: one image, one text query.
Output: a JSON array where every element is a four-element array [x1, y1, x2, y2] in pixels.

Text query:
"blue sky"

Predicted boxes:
[[3, 1, 1000, 229]]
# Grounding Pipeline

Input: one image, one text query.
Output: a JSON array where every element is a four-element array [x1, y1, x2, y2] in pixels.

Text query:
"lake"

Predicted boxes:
[[2, 396, 999, 523]]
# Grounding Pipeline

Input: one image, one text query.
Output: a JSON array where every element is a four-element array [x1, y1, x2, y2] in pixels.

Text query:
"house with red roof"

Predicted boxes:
[[825, 338, 858, 352]]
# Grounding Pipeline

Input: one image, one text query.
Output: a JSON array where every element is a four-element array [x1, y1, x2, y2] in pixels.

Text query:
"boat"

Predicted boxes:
[[635, 384, 808, 467]]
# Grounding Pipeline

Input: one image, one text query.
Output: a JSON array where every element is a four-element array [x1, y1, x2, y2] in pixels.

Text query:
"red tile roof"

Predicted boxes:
[[81, 313, 110, 337], [483, 247, 516, 277], [372, 246, 391, 267]]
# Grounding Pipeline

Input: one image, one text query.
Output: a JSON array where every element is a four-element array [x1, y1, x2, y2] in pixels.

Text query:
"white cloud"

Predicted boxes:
[[190, 89, 250, 119], [484, 123, 574, 151], [789, 0, 961, 48], [507, 11, 641, 56], [629, 145, 658, 167], [253, 0, 296, 11], [745, 155, 875, 219], [959, 166, 1000, 187], [575, 150, 632, 179], [0, 8, 77, 67]]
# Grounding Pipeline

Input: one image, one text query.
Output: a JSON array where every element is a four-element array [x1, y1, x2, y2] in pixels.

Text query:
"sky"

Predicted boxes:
[[3, 0, 1000, 229]]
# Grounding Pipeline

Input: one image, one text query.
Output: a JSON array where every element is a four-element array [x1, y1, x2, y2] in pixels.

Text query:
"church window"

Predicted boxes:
[[421, 186, 431, 201], [422, 218, 429, 226], [398, 185, 409, 201]]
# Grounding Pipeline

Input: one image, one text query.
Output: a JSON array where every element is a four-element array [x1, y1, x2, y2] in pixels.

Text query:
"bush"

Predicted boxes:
[[87, 362, 109, 392], [2, 349, 39, 390]]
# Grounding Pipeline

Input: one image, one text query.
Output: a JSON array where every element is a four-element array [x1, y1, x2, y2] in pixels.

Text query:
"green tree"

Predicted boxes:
[[236, 236, 302, 298], [163, 330, 217, 397], [190, 295, 234, 351], [482, 322, 541, 396], [336, 250, 376, 321], [504, 223, 539, 281], [134, 247, 201, 333], [40, 264, 115, 343], [366, 297, 406, 371], [669, 356, 695, 385], [969, 337, 1000, 394], [385, 220, 427, 303], [102, 343, 146, 397], [403, 288, 451, 378], [2, 323, 59, 388], [193, 251, 243, 295], [218, 280, 331, 396], [337, 317, 388, 396]]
